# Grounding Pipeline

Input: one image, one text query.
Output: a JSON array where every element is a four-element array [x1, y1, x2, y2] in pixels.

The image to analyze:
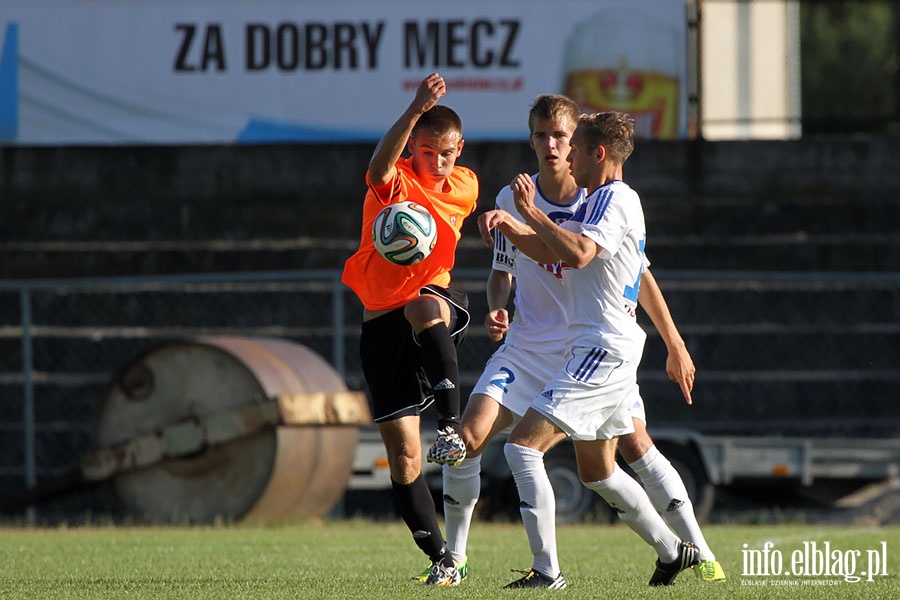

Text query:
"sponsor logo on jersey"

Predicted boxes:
[[495, 252, 515, 268], [540, 260, 567, 279]]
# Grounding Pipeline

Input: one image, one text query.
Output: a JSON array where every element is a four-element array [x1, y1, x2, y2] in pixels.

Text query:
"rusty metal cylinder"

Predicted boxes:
[[87, 336, 370, 523]]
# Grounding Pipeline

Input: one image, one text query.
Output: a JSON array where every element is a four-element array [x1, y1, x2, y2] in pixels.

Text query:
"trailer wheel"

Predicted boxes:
[[654, 442, 715, 523]]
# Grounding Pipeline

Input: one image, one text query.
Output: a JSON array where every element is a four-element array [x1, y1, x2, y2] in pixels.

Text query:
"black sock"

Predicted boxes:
[[391, 475, 448, 562], [417, 322, 460, 432]]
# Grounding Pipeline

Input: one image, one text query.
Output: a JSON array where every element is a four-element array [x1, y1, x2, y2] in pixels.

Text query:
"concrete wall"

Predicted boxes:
[[2, 138, 899, 276]]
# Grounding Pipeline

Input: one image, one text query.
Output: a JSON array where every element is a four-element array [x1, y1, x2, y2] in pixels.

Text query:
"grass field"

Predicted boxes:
[[0, 520, 897, 599]]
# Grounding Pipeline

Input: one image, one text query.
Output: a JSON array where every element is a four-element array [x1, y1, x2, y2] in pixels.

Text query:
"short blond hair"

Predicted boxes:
[[578, 112, 635, 164], [528, 94, 581, 135]]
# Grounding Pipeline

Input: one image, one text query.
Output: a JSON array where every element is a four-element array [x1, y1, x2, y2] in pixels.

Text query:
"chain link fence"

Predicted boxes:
[[1, 269, 898, 520]]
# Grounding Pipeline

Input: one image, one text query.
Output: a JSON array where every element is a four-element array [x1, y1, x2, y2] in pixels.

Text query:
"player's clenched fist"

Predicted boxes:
[[484, 308, 510, 342], [413, 72, 447, 114], [510, 173, 536, 215]]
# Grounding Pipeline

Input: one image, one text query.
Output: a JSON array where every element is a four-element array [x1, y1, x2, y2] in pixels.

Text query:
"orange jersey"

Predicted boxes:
[[342, 157, 479, 311]]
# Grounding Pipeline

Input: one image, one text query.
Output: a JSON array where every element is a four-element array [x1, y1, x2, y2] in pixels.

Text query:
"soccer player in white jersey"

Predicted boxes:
[[435, 95, 585, 589], [441, 98, 724, 588], [478, 112, 699, 587]]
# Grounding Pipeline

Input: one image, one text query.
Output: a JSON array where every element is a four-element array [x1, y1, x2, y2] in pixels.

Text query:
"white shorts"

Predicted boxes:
[[628, 395, 646, 424], [470, 343, 567, 418], [531, 346, 639, 441]]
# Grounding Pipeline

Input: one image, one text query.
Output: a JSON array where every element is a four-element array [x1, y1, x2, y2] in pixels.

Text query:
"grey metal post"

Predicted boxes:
[[332, 274, 346, 379], [19, 288, 36, 494]]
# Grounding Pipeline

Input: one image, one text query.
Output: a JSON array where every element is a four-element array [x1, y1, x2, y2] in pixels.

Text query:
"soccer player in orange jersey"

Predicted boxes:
[[342, 72, 479, 587]]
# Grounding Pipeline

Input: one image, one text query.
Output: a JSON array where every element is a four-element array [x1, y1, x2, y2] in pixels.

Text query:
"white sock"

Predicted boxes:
[[503, 442, 561, 578], [442, 455, 482, 563], [629, 445, 715, 561], [585, 464, 680, 562]]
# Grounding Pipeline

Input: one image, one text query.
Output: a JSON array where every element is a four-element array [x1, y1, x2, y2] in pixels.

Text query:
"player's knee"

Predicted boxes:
[[388, 453, 422, 482], [404, 296, 447, 329], [460, 424, 489, 457], [619, 430, 653, 463], [618, 419, 653, 463]]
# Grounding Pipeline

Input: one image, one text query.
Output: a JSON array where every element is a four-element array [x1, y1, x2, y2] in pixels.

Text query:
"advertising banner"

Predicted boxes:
[[0, 0, 686, 145]]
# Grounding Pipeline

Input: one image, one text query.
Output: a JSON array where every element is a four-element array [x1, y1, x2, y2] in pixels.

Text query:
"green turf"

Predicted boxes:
[[0, 520, 897, 599]]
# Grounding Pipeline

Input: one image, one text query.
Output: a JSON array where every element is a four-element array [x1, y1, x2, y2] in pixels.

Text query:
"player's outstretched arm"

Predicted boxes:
[[638, 269, 694, 405], [511, 173, 598, 268], [478, 209, 558, 264], [368, 72, 447, 186]]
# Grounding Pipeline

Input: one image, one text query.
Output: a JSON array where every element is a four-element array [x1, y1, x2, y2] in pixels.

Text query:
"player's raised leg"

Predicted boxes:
[[405, 293, 467, 467]]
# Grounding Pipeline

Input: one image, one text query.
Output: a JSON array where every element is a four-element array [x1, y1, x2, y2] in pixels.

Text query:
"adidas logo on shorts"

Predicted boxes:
[[540, 389, 554, 400]]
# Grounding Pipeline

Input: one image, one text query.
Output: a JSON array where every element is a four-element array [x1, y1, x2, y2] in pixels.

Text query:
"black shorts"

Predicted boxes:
[[360, 285, 470, 422]]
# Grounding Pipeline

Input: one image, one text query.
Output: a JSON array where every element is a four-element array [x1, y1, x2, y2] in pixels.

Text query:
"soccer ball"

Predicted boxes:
[[372, 201, 438, 265]]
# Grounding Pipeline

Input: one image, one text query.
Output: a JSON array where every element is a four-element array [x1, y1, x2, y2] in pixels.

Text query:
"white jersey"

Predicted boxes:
[[492, 174, 586, 352], [561, 180, 647, 363]]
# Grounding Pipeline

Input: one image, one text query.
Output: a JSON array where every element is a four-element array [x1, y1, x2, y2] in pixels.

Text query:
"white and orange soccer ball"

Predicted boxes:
[[372, 201, 438, 265]]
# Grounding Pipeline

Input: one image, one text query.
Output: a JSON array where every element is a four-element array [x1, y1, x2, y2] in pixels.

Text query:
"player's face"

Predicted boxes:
[[566, 126, 592, 189], [408, 130, 464, 190], [530, 116, 576, 174]]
